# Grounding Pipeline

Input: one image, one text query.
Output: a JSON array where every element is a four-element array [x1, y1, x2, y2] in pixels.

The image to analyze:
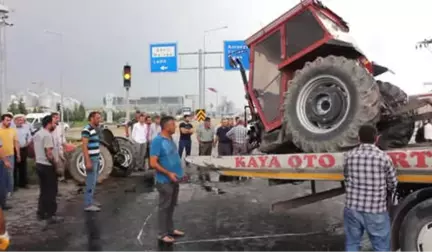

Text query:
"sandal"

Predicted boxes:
[[170, 229, 185, 237], [158, 235, 175, 243]]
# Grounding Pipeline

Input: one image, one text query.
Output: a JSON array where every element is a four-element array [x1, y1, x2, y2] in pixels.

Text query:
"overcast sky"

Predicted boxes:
[[3, 0, 432, 108]]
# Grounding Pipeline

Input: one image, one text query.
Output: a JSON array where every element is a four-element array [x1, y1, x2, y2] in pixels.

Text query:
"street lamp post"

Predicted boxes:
[[0, 4, 12, 114], [44, 30, 65, 122], [201, 25, 228, 109]]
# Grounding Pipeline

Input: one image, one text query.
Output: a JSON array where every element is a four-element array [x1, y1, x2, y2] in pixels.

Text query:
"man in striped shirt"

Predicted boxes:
[[81, 111, 102, 212]]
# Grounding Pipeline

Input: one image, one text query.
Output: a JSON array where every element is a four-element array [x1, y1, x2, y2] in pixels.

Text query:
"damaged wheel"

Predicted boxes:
[[284, 56, 380, 152], [376, 80, 415, 149], [68, 144, 113, 185], [111, 137, 136, 177]]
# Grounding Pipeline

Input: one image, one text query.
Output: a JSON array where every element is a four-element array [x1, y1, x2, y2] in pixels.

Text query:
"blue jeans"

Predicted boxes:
[[178, 140, 191, 158], [6, 156, 14, 193], [0, 161, 7, 208], [344, 207, 390, 251], [84, 158, 99, 207]]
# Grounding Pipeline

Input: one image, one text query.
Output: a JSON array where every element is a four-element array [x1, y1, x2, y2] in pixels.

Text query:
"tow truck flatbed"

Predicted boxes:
[[186, 144, 432, 184], [186, 143, 432, 251]]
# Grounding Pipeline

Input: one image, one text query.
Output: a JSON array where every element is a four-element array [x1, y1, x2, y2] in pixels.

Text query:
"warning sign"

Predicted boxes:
[[195, 109, 206, 122]]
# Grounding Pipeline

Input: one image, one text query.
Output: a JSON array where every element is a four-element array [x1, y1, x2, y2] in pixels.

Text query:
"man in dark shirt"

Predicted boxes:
[[178, 115, 193, 161], [214, 118, 232, 156], [125, 110, 141, 138]]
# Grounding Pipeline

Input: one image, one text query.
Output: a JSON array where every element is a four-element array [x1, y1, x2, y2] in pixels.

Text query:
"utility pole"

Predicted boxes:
[[158, 78, 162, 112], [0, 4, 11, 114], [202, 26, 228, 109]]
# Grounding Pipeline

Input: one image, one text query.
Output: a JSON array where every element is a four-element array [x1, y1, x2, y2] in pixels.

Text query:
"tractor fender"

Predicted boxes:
[[391, 186, 432, 251], [114, 136, 130, 143]]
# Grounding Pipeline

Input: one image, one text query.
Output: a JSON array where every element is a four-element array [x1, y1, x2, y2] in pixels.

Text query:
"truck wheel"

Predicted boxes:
[[399, 198, 432, 251], [283, 56, 380, 152], [68, 144, 113, 185], [111, 137, 136, 177], [376, 81, 415, 149]]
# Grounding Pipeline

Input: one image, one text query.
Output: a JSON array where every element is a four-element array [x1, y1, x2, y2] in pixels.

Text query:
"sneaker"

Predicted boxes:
[[84, 205, 101, 212], [93, 201, 102, 207]]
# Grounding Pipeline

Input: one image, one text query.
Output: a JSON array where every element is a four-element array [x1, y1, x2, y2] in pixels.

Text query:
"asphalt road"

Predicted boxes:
[[10, 175, 349, 251], [19, 125, 372, 251]]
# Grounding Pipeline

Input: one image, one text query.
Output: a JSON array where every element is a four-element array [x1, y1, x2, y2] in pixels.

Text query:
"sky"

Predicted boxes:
[[3, 0, 432, 108]]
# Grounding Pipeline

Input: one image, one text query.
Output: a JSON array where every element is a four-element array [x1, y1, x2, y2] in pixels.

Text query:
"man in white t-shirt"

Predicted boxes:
[[424, 120, 432, 142], [51, 112, 67, 182], [131, 114, 150, 171]]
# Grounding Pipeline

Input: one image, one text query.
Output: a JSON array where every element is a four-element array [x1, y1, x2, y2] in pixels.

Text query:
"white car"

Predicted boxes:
[[26, 113, 69, 132]]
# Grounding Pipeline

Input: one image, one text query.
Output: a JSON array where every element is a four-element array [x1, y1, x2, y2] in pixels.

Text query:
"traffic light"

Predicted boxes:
[[56, 102, 61, 112], [123, 64, 131, 88]]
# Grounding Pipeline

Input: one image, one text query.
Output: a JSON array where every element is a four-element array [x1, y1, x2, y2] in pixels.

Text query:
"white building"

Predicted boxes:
[[8, 88, 81, 111]]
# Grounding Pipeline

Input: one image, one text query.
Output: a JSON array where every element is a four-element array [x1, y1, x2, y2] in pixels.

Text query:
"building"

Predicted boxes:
[[103, 95, 184, 114], [9, 88, 81, 111]]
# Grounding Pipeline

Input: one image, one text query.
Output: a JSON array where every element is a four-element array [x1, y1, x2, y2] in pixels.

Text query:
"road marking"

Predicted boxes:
[[136, 209, 155, 246], [175, 230, 323, 245]]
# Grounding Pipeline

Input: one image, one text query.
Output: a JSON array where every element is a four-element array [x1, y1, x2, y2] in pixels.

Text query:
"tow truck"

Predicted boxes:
[[186, 0, 432, 251]]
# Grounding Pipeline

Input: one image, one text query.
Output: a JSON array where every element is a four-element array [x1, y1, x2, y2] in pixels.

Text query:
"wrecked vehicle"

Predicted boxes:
[[229, 0, 417, 154], [67, 127, 136, 184], [186, 0, 432, 251]]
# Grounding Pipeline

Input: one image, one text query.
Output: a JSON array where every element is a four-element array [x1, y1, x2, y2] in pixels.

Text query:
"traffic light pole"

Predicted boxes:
[[178, 50, 223, 109], [125, 87, 130, 121], [123, 64, 131, 121]]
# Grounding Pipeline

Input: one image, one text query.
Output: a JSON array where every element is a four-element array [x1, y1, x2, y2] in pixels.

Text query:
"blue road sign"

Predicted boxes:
[[223, 40, 250, 71], [150, 43, 178, 73]]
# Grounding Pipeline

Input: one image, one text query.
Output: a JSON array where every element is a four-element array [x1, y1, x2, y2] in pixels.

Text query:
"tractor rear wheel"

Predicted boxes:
[[376, 81, 415, 149], [283, 56, 381, 152]]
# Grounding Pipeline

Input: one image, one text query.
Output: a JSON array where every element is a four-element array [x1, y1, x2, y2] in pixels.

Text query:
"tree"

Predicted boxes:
[[7, 102, 19, 115], [32, 107, 43, 113], [78, 103, 86, 120], [17, 98, 27, 114]]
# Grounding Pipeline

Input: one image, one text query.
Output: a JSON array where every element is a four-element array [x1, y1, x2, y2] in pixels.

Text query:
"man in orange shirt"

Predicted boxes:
[[0, 114, 19, 198]]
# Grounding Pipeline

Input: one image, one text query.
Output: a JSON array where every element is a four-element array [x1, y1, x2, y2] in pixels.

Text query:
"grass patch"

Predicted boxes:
[[69, 121, 87, 128]]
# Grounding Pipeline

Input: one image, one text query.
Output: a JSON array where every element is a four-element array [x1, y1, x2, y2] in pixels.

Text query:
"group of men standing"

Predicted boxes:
[[178, 115, 248, 159], [126, 110, 162, 171]]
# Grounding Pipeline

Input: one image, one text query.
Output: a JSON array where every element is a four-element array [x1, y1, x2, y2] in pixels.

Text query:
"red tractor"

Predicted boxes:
[[231, 0, 415, 154]]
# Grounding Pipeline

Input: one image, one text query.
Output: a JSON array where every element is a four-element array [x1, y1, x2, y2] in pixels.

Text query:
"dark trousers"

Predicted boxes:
[[199, 142, 212, 156], [232, 142, 247, 155], [36, 163, 58, 218], [0, 162, 7, 209], [156, 182, 179, 236], [218, 142, 232, 156], [14, 147, 28, 188], [178, 140, 191, 158]]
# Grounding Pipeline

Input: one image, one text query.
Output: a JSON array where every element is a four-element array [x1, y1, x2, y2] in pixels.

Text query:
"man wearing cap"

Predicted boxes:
[[13, 114, 32, 189], [196, 117, 214, 156]]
